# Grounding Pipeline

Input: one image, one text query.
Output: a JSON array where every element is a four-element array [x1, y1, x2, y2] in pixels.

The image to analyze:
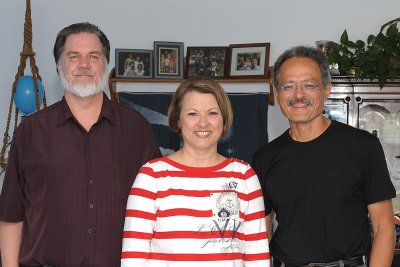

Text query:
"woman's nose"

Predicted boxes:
[[198, 114, 209, 126]]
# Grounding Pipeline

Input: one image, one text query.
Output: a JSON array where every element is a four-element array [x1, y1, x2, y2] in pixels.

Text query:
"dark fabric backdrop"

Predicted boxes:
[[118, 92, 268, 164]]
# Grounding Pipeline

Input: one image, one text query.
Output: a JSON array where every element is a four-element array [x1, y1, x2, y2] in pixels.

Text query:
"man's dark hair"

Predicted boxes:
[[53, 22, 110, 65]]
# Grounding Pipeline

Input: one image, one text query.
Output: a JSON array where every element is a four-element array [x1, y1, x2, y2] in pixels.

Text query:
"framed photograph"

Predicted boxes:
[[228, 43, 270, 78], [153, 41, 184, 79], [185, 46, 228, 78], [115, 49, 153, 78]]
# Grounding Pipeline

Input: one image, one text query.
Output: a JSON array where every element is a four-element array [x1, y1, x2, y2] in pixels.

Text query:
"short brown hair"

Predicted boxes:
[[168, 77, 233, 136]]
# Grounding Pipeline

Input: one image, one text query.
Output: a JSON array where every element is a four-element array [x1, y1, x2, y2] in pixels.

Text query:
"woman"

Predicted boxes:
[[121, 77, 270, 267], [135, 63, 145, 76]]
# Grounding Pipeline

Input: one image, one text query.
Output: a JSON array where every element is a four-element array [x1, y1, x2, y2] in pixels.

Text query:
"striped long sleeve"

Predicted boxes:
[[121, 157, 270, 267]]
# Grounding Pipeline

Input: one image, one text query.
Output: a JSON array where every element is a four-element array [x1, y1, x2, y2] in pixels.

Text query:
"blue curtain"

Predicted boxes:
[[118, 93, 268, 163]]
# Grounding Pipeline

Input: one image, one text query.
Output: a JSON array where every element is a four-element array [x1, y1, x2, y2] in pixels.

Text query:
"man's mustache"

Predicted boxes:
[[287, 97, 312, 106], [73, 70, 95, 76]]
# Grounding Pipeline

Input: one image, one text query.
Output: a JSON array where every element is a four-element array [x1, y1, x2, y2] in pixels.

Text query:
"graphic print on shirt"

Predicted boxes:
[[197, 181, 242, 253]]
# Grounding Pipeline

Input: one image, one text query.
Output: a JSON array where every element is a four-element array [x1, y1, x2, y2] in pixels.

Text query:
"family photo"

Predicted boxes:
[[236, 53, 261, 71], [115, 49, 153, 78], [228, 43, 270, 78], [186, 47, 227, 78]]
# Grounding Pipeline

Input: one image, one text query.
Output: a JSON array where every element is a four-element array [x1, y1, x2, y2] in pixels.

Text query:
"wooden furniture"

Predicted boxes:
[[329, 77, 400, 265], [108, 68, 274, 105]]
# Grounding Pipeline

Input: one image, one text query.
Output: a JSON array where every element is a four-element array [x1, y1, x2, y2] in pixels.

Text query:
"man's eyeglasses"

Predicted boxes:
[[276, 81, 320, 94]]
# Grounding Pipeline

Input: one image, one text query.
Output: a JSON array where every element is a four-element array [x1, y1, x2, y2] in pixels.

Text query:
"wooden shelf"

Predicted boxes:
[[110, 77, 271, 83], [108, 68, 274, 105]]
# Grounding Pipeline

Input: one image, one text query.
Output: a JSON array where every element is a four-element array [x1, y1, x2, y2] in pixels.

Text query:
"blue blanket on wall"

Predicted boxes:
[[118, 93, 268, 163]]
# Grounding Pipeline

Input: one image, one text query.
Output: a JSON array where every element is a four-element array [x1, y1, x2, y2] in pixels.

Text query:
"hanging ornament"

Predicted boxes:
[[14, 75, 44, 115], [0, 0, 46, 169]]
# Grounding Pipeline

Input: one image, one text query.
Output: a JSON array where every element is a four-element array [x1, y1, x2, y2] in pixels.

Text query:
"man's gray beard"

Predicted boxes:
[[59, 67, 108, 98]]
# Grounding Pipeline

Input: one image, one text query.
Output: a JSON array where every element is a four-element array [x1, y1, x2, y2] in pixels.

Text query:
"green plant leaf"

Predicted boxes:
[[347, 40, 357, 48], [340, 29, 349, 44], [355, 40, 365, 49], [330, 21, 400, 87], [378, 76, 385, 88], [367, 34, 376, 45], [386, 23, 398, 37], [389, 68, 397, 79]]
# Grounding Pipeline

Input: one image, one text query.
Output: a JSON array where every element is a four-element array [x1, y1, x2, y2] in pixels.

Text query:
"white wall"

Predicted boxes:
[[1, 0, 399, 181]]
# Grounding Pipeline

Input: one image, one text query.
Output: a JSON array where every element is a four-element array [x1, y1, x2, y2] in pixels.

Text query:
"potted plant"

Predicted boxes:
[[328, 30, 365, 76], [328, 18, 400, 88]]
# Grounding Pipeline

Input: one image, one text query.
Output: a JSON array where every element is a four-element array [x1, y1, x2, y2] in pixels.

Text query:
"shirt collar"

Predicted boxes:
[[56, 92, 116, 127]]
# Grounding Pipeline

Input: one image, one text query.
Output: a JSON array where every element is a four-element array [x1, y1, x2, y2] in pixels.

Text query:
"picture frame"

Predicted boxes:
[[115, 49, 153, 78], [153, 41, 184, 79], [185, 46, 228, 78], [228, 43, 270, 78]]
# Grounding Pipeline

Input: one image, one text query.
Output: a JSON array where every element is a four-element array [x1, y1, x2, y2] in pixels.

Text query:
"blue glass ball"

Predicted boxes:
[[14, 75, 44, 115]]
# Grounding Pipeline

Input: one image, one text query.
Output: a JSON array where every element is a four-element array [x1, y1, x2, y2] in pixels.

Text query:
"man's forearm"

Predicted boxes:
[[368, 200, 396, 267], [266, 212, 274, 243], [0, 221, 23, 267], [369, 226, 395, 267]]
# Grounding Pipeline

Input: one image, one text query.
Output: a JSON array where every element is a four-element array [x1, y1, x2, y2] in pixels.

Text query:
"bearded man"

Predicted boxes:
[[0, 22, 160, 267]]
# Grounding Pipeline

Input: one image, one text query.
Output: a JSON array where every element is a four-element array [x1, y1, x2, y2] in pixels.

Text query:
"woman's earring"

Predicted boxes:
[[179, 134, 183, 148]]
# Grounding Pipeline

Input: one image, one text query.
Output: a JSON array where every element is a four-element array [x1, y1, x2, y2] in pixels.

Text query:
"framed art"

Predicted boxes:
[[153, 41, 184, 79], [228, 43, 270, 78], [185, 46, 228, 78], [115, 49, 153, 78]]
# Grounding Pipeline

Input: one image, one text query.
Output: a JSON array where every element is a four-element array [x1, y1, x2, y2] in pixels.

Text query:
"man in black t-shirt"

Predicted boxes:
[[252, 46, 396, 267]]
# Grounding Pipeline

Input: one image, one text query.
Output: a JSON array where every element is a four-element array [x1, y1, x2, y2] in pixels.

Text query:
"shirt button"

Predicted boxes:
[[88, 228, 92, 234], [89, 179, 94, 184], [89, 204, 94, 209]]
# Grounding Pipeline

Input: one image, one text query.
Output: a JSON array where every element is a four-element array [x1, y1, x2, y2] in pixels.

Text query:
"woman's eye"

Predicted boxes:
[[188, 112, 197, 116], [209, 111, 218, 116]]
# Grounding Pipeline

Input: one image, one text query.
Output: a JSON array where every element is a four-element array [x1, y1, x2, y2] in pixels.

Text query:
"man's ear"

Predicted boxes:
[[274, 85, 280, 103], [324, 84, 332, 100]]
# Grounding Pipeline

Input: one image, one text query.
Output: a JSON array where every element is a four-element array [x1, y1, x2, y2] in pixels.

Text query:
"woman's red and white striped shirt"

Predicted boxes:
[[121, 157, 270, 267]]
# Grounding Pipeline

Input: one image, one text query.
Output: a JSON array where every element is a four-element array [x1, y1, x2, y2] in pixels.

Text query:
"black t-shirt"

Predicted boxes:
[[252, 120, 395, 266]]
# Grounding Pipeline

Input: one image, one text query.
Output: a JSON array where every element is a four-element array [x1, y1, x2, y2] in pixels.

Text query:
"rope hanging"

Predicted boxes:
[[0, 0, 47, 170]]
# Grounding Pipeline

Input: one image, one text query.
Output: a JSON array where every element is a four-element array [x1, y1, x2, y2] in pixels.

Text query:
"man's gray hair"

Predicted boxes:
[[273, 46, 331, 88]]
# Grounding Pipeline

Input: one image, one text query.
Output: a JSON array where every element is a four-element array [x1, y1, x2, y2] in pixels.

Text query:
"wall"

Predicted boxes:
[[0, 0, 399, 182]]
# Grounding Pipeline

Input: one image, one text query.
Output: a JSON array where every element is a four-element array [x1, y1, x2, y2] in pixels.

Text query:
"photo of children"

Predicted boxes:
[[159, 48, 178, 75], [154, 41, 184, 79]]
